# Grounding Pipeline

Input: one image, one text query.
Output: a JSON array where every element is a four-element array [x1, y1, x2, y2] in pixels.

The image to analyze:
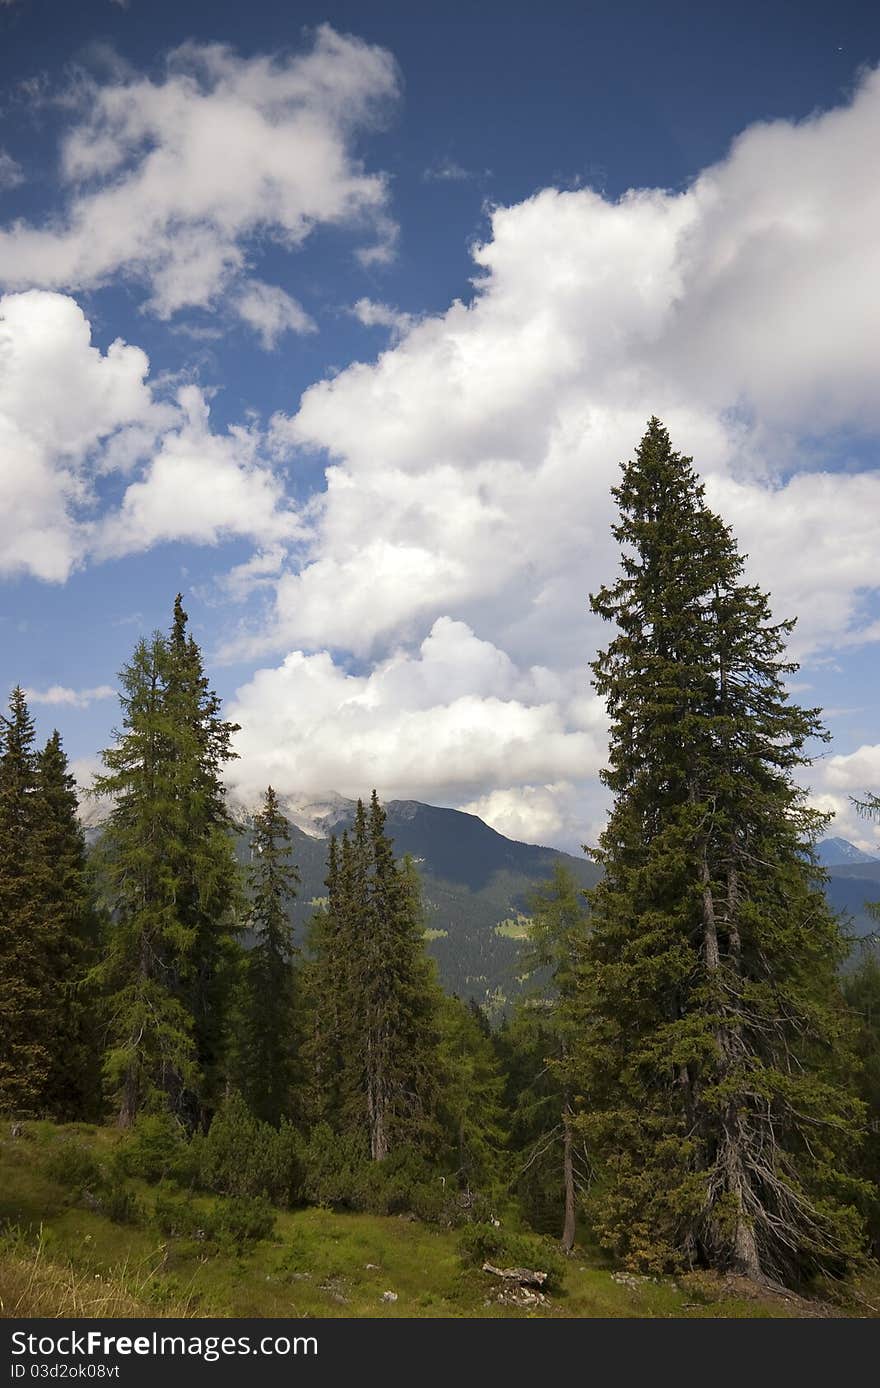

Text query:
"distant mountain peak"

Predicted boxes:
[[816, 837, 879, 867]]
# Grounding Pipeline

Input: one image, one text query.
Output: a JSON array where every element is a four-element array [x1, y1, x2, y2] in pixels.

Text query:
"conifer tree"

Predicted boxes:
[[302, 833, 350, 1126], [240, 786, 301, 1125], [0, 687, 49, 1114], [356, 793, 441, 1160], [33, 730, 101, 1120], [514, 864, 591, 1249], [306, 794, 442, 1159], [93, 599, 241, 1127], [436, 995, 507, 1192], [163, 595, 242, 1122], [572, 419, 867, 1285]]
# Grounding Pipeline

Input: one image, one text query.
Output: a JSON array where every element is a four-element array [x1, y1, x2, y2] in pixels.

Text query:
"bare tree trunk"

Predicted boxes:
[[700, 841, 760, 1279], [366, 1030, 389, 1161], [562, 1105, 576, 1252]]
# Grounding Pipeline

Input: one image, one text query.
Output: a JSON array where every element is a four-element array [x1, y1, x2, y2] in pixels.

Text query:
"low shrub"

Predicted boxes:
[[211, 1194, 275, 1252], [116, 1113, 192, 1184], [99, 1176, 142, 1226], [44, 1141, 102, 1195], [458, 1222, 566, 1291], [299, 1123, 367, 1209], [196, 1093, 302, 1206], [152, 1187, 204, 1239]]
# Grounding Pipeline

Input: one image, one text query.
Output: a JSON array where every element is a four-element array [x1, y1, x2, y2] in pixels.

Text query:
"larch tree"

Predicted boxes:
[[240, 785, 301, 1125], [571, 418, 867, 1286]]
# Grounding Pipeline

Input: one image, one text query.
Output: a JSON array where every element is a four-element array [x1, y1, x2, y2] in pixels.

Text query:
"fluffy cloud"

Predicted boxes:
[[0, 291, 301, 578], [97, 386, 302, 557], [228, 67, 880, 838], [0, 27, 399, 333], [234, 280, 315, 350], [0, 290, 160, 579], [262, 68, 880, 661], [804, 745, 880, 854], [350, 298, 414, 338], [227, 617, 606, 812], [25, 684, 116, 709]]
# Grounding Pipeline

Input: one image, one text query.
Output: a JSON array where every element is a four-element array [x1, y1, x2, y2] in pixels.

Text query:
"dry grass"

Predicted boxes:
[[0, 1232, 194, 1319]]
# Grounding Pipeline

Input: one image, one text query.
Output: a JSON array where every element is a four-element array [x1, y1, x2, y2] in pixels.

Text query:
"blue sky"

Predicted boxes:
[[1, 0, 879, 850]]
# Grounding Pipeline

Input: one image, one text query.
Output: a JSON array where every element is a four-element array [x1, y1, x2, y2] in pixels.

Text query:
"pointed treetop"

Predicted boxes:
[[171, 593, 188, 646]]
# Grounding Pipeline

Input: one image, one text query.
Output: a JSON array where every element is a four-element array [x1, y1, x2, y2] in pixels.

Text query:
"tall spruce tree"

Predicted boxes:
[[164, 595, 242, 1122], [33, 730, 101, 1120], [571, 419, 867, 1285], [302, 833, 351, 1127], [240, 786, 301, 1125], [0, 688, 49, 1115], [305, 793, 442, 1159], [357, 793, 441, 1160], [93, 599, 241, 1127]]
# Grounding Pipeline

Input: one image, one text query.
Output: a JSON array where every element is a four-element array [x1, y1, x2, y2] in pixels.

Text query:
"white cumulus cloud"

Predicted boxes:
[[0, 27, 399, 326], [25, 684, 116, 709], [227, 617, 606, 812], [228, 66, 880, 841]]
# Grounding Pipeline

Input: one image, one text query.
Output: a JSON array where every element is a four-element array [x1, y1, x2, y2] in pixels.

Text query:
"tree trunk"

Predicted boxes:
[[700, 840, 761, 1280], [562, 1106, 576, 1252]]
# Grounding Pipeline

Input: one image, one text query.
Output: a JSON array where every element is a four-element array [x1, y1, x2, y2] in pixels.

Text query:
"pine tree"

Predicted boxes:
[[33, 730, 101, 1120], [93, 599, 241, 1127], [240, 786, 301, 1125], [0, 688, 49, 1115], [571, 418, 867, 1285]]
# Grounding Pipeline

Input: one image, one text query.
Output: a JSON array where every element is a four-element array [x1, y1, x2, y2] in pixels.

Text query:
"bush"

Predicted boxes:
[[116, 1113, 191, 1184], [153, 1186, 204, 1239], [458, 1222, 566, 1292], [211, 1195, 275, 1252], [99, 1176, 142, 1226], [196, 1094, 302, 1206], [299, 1123, 367, 1209], [153, 1187, 274, 1250], [44, 1141, 102, 1194]]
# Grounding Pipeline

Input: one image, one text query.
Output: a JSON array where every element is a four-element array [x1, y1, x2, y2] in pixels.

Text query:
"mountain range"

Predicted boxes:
[[231, 793, 880, 1008], [82, 790, 879, 1010]]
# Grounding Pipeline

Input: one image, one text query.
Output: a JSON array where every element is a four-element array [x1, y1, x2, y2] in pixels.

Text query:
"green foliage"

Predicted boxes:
[[304, 794, 444, 1161], [842, 951, 880, 1257], [436, 994, 508, 1191], [211, 1194, 276, 1251], [116, 1112, 192, 1183], [457, 1222, 566, 1291], [0, 690, 96, 1118], [44, 1140, 103, 1194], [152, 1186, 275, 1249], [91, 596, 242, 1127], [99, 1176, 143, 1227], [195, 1090, 302, 1206], [571, 418, 868, 1285], [299, 1122, 369, 1209], [237, 785, 301, 1126]]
